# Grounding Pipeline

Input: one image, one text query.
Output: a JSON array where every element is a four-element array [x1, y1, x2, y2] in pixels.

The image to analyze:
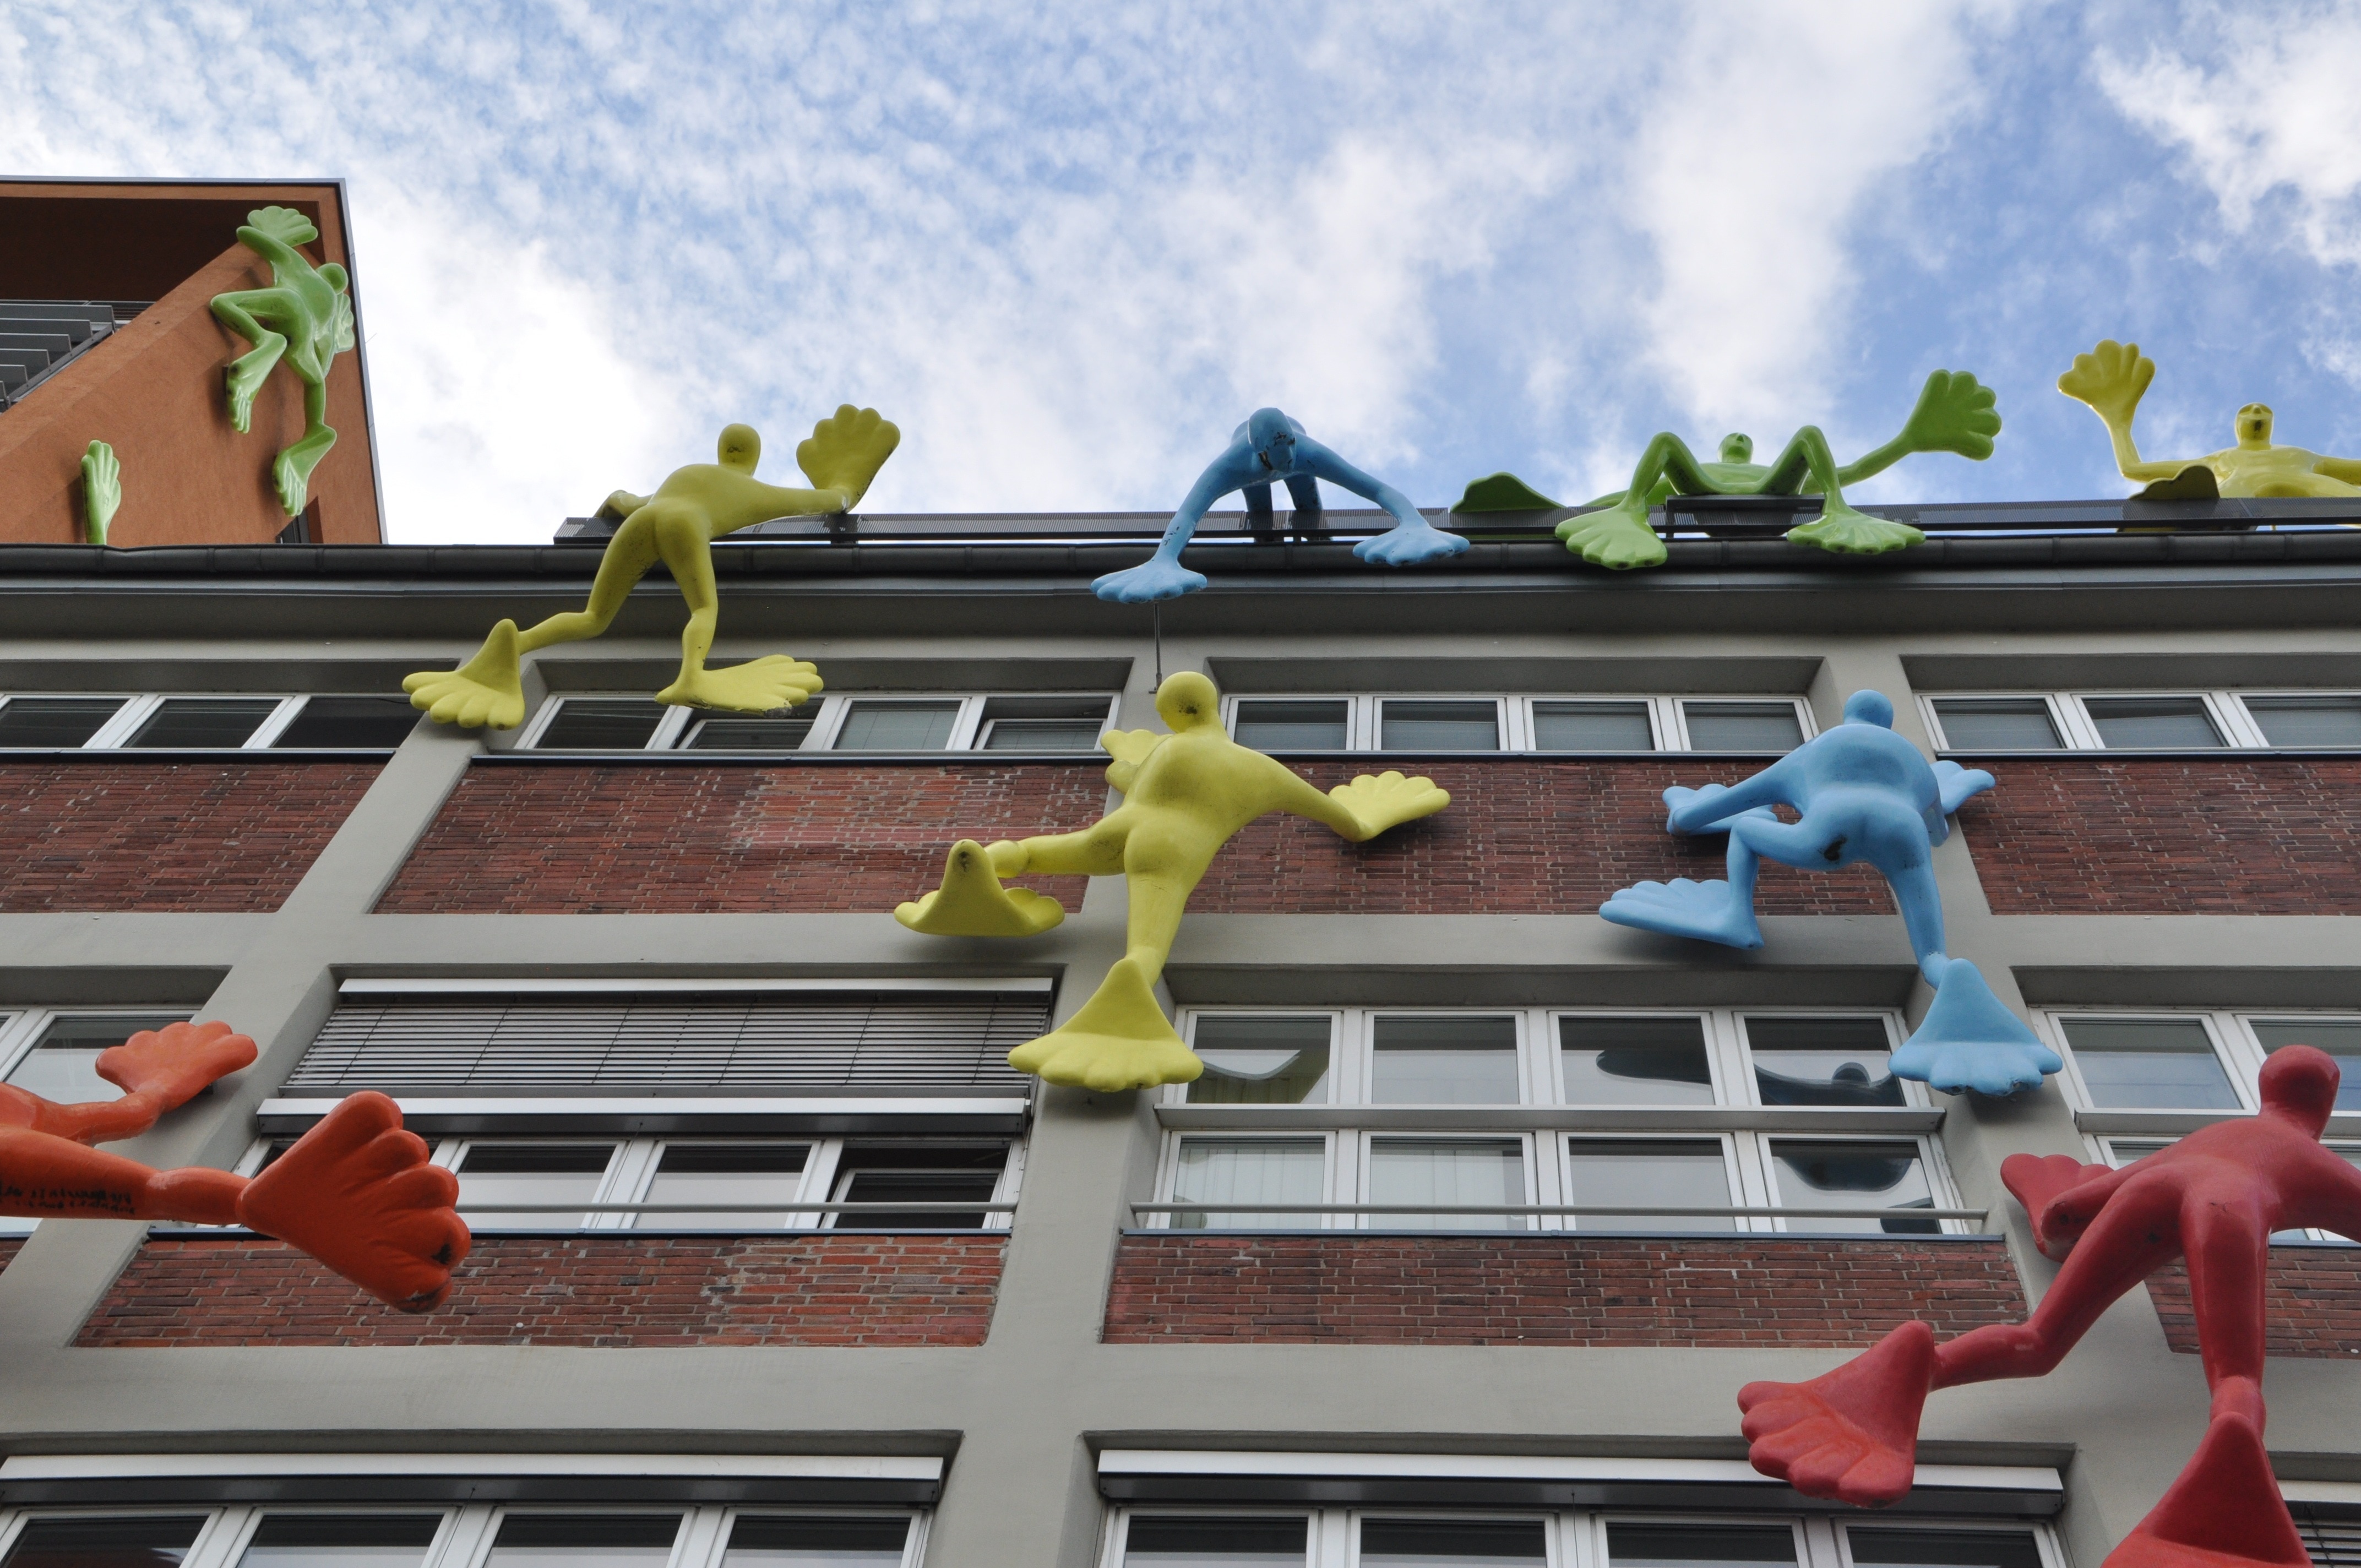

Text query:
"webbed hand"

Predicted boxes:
[[1094, 556, 1207, 603], [1893, 369, 2001, 460], [96, 1021, 258, 1112], [80, 441, 120, 545], [1100, 728, 1165, 793], [1330, 770, 1450, 839], [794, 404, 901, 509], [1555, 500, 1667, 570], [2057, 339, 2153, 431], [241, 205, 321, 249], [1932, 759, 1995, 816], [596, 489, 650, 521], [1352, 519, 1471, 566]]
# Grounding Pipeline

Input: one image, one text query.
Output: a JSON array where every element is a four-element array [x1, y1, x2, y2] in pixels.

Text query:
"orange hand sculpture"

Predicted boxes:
[[0, 1021, 469, 1312], [1738, 1044, 2355, 1567]]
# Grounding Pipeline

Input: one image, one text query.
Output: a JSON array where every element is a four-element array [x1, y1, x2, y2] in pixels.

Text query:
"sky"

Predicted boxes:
[[6, 0, 2361, 544]]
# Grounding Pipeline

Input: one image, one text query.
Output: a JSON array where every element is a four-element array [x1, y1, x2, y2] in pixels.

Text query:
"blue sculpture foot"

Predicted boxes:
[[1352, 520, 1471, 567], [1890, 959, 2061, 1097], [1599, 878, 1765, 949]]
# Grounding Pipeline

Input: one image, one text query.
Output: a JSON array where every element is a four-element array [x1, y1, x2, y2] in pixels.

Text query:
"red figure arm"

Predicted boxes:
[[2000, 1152, 2123, 1260], [0, 1022, 259, 1146], [237, 1092, 471, 1312]]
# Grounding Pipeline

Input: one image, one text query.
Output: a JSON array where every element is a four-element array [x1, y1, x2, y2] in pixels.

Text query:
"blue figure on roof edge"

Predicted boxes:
[[1600, 689, 2061, 1098], [1092, 407, 1468, 603]]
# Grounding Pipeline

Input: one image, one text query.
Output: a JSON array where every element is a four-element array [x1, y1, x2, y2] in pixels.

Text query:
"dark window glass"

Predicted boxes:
[[1560, 1015, 1715, 1104], [487, 1515, 681, 1567], [1743, 1016, 1903, 1107], [0, 696, 124, 747], [1768, 1138, 1939, 1234], [1124, 1516, 1307, 1562], [2243, 694, 2361, 748], [2083, 696, 2222, 748], [683, 712, 817, 751], [723, 1515, 910, 1561], [535, 699, 666, 750], [1931, 698, 2061, 750], [1605, 1522, 1797, 1565], [2251, 1020, 2361, 1111], [834, 701, 960, 750], [1843, 1527, 2044, 1567], [2, 1518, 208, 1568], [1188, 1014, 1333, 1104], [126, 698, 280, 748], [241, 1514, 443, 1568], [833, 1141, 1005, 1229], [1232, 699, 1348, 750], [1380, 700, 1499, 750], [272, 695, 421, 748], [1532, 699, 1654, 750], [1360, 1517, 1548, 1560], [1681, 701, 1804, 751], [1371, 1015, 1521, 1103]]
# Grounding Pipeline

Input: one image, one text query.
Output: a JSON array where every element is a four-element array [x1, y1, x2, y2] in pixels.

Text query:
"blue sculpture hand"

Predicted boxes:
[[1352, 520, 1471, 567], [1093, 556, 1209, 603], [1663, 782, 1776, 834], [1932, 759, 1996, 817]]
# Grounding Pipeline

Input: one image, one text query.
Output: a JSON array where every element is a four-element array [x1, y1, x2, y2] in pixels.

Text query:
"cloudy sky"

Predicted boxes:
[[7, 1, 2360, 543]]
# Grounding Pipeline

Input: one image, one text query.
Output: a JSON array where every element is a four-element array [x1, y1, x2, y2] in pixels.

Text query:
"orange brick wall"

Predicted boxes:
[[2147, 1249, 2361, 1359]]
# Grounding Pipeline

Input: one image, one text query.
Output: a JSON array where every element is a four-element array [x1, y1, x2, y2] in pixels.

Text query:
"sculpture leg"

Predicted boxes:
[[270, 378, 340, 515], [1557, 434, 1694, 569], [649, 511, 820, 714], [1769, 427, 1924, 554], [1883, 857, 2061, 1096], [1283, 474, 1324, 533], [1598, 822, 1769, 948], [2179, 1193, 2270, 1428], [209, 290, 290, 435]]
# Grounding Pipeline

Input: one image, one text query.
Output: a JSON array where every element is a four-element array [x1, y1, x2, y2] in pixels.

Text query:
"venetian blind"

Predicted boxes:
[[2299, 1505, 2361, 1568]]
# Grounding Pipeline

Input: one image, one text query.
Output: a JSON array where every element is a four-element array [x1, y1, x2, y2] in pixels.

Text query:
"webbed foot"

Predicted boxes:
[[1330, 770, 1451, 837], [1555, 500, 1667, 569], [2102, 1413, 2310, 1567], [1093, 556, 1207, 603], [896, 840, 1066, 937], [1007, 957, 1203, 1091], [657, 655, 823, 715], [272, 428, 336, 516], [1352, 519, 1470, 567], [793, 404, 901, 510], [1889, 959, 2059, 1096], [1599, 877, 1765, 949], [96, 1020, 257, 1111], [1785, 505, 1924, 556], [403, 619, 526, 730], [1739, 1320, 1935, 1507]]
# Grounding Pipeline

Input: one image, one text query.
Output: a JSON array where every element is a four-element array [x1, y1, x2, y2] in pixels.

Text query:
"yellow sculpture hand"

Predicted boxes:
[[1099, 728, 1166, 793], [595, 489, 650, 521], [795, 405, 902, 510], [2057, 340, 2154, 431], [1330, 770, 1450, 839]]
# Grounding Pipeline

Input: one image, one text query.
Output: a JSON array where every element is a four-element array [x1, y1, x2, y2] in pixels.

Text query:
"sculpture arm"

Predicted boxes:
[[1150, 444, 1258, 562], [1664, 761, 1798, 834], [2316, 457, 2361, 484], [1924, 760, 1995, 843], [234, 225, 312, 278], [1098, 728, 1166, 794], [1835, 369, 2004, 486], [1298, 439, 1425, 532], [596, 489, 651, 520], [0, 1084, 165, 1147]]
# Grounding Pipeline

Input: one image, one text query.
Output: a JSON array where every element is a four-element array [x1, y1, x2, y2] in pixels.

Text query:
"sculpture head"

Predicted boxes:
[[1718, 433, 1754, 464], [2236, 403, 2275, 448], [2257, 1044, 2339, 1135], [1155, 671, 1223, 733], [717, 424, 762, 472], [1842, 690, 1896, 729], [1247, 407, 1298, 473]]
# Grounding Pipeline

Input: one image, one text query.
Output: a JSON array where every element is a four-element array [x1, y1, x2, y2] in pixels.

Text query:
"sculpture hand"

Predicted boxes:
[[1892, 369, 2001, 460], [1352, 519, 1471, 567], [95, 1021, 258, 1112], [241, 205, 321, 249], [1931, 759, 1995, 817], [1329, 771, 1450, 839], [79, 441, 120, 545], [1093, 556, 1207, 603], [1099, 728, 1165, 794], [596, 489, 651, 521], [2000, 1152, 2117, 1260], [793, 405, 901, 510], [2057, 339, 2153, 431]]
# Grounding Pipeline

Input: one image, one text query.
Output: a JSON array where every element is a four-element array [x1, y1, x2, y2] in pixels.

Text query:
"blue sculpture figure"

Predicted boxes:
[[1093, 408, 1468, 602], [1600, 690, 2060, 1097]]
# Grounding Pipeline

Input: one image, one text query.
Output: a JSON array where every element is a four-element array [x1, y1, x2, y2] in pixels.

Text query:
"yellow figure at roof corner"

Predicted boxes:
[[894, 671, 1450, 1092], [2059, 337, 2361, 503], [403, 406, 900, 730]]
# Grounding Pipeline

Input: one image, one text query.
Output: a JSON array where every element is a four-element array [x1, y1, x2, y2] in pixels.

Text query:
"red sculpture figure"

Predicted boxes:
[[0, 1021, 469, 1311], [1739, 1044, 2356, 1568]]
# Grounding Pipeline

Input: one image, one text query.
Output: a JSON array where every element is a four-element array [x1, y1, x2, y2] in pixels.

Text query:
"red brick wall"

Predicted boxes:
[[0, 761, 380, 912], [79, 1233, 1006, 1348], [377, 763, 1105, 914], [1959, 758, 2361, 915], [2147, 1250, 2361, 1359], [1101, 1234, 2023, 1346]]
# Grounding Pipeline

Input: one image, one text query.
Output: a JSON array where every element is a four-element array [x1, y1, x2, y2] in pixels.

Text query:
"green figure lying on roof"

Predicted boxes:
[[1458, 369, 2002, 570]]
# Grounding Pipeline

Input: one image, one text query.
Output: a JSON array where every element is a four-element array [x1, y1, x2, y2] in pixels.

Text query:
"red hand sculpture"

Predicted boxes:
[[1739, 1044, 2355, 1567], [0, 1021, 469, 1311]]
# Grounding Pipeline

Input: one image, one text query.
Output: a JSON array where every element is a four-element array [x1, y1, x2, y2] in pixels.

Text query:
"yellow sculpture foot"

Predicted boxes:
[[1331, 770, 1450, 837], [402, 619, 526, 730], [896, 841, 1066, 937], [1786, 508, 1924, 555], [795, 405, 902, 511], [1555, 500, 1667, 569], [657, 656, 823, 715], [1008, 958, 1202, 1091]]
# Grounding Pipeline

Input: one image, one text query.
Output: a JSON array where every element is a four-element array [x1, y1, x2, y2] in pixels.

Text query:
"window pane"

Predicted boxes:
[[831, 1141, 1005, 1229], [0, 696, 124, 747], [272, 696, 421, 749], [2, 1518, 208, 1568], [1359, 1518, 1548, 1562], [1188, 1015, 1332, 1104], [640, 1142, 810, 1229], [1559, 1016, 1715, 1105], [1842, 1526, 2044, 1568], [2083, 696, 2223, 748], [1172, 1137, 1324, 1229], [1768, 1139, 1939, 1234], [1367, 1138, 1526, 1230], [722, 1516, 909, 1564], [1124, 1516, 1306, 1565], [1232, 699, 1348, 750], [454, 1143, 617, 1228], [683, 712, 817, 752], [7, 1013, 188, 1103], [1565, 1139, 1734, 1232], [981, 717, 1104, 751], [126, 698, 280, 748], [2244, 694, 2361, 748], [2250, 1019, 2361, 1112], [486, 1516, 681, 1568], [833, 700, 960, 750], [240, 1515, 443, 1568], [1931, 698, 2061, 750], [1380, 700, 1499, 750], [1681, 701, 1804, 752], [1531, 699, 1653, 751], [2060, 1019, 2240, 1109], [1370, 1015, 1521, 1103], [535, 699, 666, 750], [1743, 1016, 1904, 1107], [1606, 1523, 1797, 1566]]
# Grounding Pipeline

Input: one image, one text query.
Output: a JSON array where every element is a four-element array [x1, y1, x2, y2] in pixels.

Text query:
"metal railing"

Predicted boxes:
[[1129, 1202, 1988, 1224], [455, 1201, 1018, 1216]]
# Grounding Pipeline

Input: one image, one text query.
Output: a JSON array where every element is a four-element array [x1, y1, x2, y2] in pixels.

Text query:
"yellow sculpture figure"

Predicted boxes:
[[2059, 340, 2361, 502], [895, 672, 1450, 1091], [404, 407, 899, 729]]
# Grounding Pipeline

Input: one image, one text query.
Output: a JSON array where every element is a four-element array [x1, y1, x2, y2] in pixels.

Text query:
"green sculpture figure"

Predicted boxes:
[[894, 672, 1450, 1091], [1460, 369, 2001, 569], [209, 206, 356, 516], [2059, 339, 2361, 502], [404, 408, 899, 730], [79, 440, 118, 545]]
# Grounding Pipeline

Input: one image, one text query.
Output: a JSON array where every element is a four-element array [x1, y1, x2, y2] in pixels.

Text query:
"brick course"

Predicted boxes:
[[0, 761, 380, 912], [1958, 756, 2361, 914], [1101, 1234, 2023, 1346], [2147, 1250, 2361, 1359], [78, 1233, 1007, 1348]]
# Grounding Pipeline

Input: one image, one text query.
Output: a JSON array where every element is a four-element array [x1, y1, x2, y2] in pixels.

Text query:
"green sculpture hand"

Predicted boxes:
[[242, 205, 322, 249], [2057, 339, 2154, 432], [1894, 369, 2003, 459], [79, 441, 120, 546]]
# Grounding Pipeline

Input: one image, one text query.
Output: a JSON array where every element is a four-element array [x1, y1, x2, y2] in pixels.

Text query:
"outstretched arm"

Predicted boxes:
[[2, 1021, 258, 1147], [1923, 760, 1995, 844], [1099, 728, 1166, 795], [2057, 341, 2185, 482], [1297, 439, 1424, 532], [1665, 758, 1801, 834], [1094, 439, 1257, 602], [1836, 369, 2003, 486]]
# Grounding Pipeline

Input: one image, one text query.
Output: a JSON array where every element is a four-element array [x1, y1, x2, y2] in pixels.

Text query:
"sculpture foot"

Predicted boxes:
[[1093, 557, 1208, 603], [95, 1021, 257, 1111], [1599, 878, 1765, 949], [1352, 519, 1471, 567], [793, 404, 901, 510], [236, 1092, 470, 1313], [657, 655, 823, 715], [1785, 505, 1924, 556], [1890, 959, 2061, 1096], [402, 619, 526, 730], [1739, 1319, 1934, 1507], [1555, 500, 1667, 569], [895, 841, 1066, 937], [2102, 1413, 2310, 1567], [272, 430, 335, 518], [1008, 957, 1203, 1091], [1330, 770, 1451, 836]]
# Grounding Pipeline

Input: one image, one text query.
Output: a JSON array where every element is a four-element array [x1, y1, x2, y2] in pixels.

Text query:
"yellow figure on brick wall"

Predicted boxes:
[[895, 672, 1449, 1091]]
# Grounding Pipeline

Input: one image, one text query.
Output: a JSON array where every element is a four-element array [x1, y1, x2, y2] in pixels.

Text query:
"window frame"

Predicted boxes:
[[519, 693, 1118, 754], [0, 693, 415, 752], [1918, 689, 2361, 753], [1217, 695, 1818, 754]]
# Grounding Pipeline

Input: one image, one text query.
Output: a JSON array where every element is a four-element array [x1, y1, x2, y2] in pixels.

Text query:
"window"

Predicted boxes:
[[1922, 689, 2361, 752], [522, 693, 1115, 753], [1219, 696, 1816, 753], [0, 1009, 194, 1106], [0, 694, 417, 750], [1153, 1010, 1958, 1234]]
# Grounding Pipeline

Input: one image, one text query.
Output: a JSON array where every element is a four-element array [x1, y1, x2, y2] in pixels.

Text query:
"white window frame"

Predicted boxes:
[[520, 693, 1118, 754], [1918, 689, 2361, 752], [517, 695, 693, 751], [0, 693, 398, 751], [2036, 1009, 2264, 1118], [1220, 695, 1818, 754]]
